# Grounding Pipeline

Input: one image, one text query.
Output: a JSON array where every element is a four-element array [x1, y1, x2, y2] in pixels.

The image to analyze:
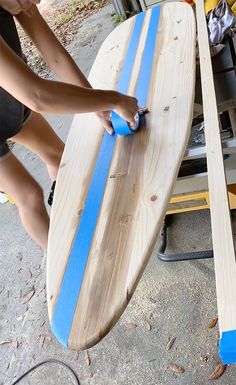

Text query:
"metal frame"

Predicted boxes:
[[112, 0, 128, 18], [112, 0, 142, 17], [157, 219, 214, 262]]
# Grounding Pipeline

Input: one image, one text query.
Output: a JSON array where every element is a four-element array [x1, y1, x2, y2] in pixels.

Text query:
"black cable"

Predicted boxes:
[[11, 359, 81, 385]]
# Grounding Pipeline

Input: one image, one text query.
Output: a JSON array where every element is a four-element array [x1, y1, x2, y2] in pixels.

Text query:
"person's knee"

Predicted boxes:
[[16, 182, 45, 210]]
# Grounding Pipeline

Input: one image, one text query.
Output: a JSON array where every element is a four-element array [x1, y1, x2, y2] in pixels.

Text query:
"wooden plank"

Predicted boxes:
[[196, 0, 236, 364]]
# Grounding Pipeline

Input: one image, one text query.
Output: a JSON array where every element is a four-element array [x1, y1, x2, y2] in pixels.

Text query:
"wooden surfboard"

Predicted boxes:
[[47, 2, 196, 350]]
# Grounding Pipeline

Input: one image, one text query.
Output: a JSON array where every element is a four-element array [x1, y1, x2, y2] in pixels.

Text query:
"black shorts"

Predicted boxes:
[[0, 106, 31, 159]]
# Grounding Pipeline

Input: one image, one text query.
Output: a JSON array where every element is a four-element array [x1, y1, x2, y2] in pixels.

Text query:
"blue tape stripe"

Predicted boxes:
[[52, 6, 161, 347], [117, 12, 145, 94], [135, 6, 160, 106], [51, 134, 116, 346], [51, 12, 146, 347], [219, 329, 236, 364], [112, 6, 160, 136]]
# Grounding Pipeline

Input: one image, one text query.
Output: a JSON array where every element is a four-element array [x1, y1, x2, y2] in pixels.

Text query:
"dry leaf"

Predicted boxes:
[[7, 352, 16, 370], [0, 340, 12, 346], [166, 337, 176, 351], [85, 350, 91, 366], [208, 318, 218, 329], [169, 363, 185, 374], [209, 363, 226, 380], [200, 355, 209, 363], [144, 320, 152, 331], [39, 335, 45, 348], [28, 268, 32, 279], [36, 285, 46, 296], [149, 313, 154, 320], [16, 253, 23, 261], [149, 297, 157, 304], [13, 340, 19, 349], [125, 323, 137, 330], [21, 289, 35, 304], [148, 359, 156, 363]]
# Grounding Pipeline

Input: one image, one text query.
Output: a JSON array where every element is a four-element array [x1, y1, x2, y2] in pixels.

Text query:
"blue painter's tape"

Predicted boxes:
[[135, 6, 160, 106], [52, 133, 116, 346], [116, 12, 145, 94], [111, 111, 138, 135], [52, 6, 161, 348], [219, 330, 236, 364], [51, 12, 146, 347], [111, 6, 160, 136]]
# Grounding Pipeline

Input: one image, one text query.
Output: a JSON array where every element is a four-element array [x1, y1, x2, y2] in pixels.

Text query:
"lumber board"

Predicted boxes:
[[196, 0, 236, 365]]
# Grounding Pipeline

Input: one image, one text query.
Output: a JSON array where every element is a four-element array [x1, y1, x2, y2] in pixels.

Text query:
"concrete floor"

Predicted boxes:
[[1, 3, 236, 385]]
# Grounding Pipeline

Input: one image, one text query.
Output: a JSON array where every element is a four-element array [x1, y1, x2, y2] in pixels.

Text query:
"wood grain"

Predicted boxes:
[[196, 0, 236, 335], [47, 18, 134, 320], [47, 3, 196, 350]]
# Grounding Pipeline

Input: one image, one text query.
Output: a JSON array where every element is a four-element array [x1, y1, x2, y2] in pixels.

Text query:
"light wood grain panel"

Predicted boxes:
[[68, 3, 196, 350], [47, 17, 135, 319], [196, 0, 236, 335]]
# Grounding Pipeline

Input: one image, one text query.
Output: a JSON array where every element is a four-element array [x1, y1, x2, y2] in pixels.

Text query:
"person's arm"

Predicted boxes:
[[16, 5, 119, 133], [16, 6, 95, 88], [0, 36, 138, 123], [0, 0, 39, 16]]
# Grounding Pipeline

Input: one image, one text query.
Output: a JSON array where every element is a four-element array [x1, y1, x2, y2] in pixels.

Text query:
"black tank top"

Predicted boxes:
[[0, 7, 24, 138]]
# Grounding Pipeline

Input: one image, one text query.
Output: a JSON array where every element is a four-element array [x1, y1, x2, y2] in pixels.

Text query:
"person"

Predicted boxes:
[[0, 0, 141, 251]]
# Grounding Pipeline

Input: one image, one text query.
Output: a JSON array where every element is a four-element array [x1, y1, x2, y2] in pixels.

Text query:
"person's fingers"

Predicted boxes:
[[16, 0, 28, 9], [104, 121, 114, 135], [128, 116, 136, 127], [129, 108, 148, 129], [16, 0, 37, 15], [138, 107, 149, 114]]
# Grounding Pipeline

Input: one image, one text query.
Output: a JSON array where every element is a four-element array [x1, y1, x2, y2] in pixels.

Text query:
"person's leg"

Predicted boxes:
[[0, 153, 49, 250], [11, 112, 65, 181]]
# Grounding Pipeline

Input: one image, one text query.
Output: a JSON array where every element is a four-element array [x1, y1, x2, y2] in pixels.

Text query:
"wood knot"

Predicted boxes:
[[151, 195, 158, 202], [164, 106, 169, 112], [119, 215, 132, 225], [77, 208, 83, 216], [110, 171, 127, 179]]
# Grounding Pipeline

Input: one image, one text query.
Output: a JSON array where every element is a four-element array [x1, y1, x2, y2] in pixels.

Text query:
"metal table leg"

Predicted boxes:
[[157, 217, 214, 262]]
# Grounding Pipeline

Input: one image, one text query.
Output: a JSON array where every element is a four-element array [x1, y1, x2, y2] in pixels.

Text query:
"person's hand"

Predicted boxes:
[[96, 111, 114, 135], [114, 93, 147, 129], [0, 0, 40, 15]]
